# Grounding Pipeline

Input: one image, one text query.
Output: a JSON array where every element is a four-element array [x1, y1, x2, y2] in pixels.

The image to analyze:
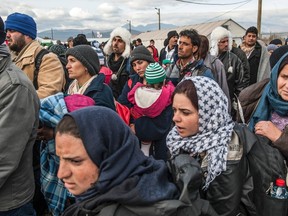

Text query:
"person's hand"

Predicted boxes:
[[255, 121, 282, 142], [130, 124, 135, 134], [37, 126, 55, 141], [162, 59, 171, 69]]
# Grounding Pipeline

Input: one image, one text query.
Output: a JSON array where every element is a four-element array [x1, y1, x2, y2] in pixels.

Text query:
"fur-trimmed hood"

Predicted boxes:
[[210, 26, 232, 56], [103, 27, 131, 58]]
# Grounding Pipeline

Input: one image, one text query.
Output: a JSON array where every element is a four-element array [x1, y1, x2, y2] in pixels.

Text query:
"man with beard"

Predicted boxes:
[[5, 12, 65, 99], [159, 30, 179, 66], [239, 26, 270, 85], [210, 26, 249, 119], [103, 27, 131, 99], [167, 29, 214, 86]]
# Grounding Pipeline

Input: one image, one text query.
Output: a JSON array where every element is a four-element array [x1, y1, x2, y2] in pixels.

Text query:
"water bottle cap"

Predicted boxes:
[[276, 178, 286, 187]]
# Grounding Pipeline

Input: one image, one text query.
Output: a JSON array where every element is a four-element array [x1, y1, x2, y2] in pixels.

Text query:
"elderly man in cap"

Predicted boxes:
[[103, 27, 131, 99], [0, 16, 39, 215], [5, 12, 65, 99], [159, 30, 179, 66]]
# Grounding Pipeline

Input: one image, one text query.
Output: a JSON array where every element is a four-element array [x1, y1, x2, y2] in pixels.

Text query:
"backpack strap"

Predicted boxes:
[[235, 94, 246, 124], [34, 49, 49, 89], [196, 64, 209, 76]]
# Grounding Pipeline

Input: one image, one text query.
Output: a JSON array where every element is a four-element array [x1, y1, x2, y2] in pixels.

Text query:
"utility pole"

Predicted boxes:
[[51, 28, 54, 40], [257, 0, 262, 37], [127, 20, 131, 33], [155, 8, 161, 30]]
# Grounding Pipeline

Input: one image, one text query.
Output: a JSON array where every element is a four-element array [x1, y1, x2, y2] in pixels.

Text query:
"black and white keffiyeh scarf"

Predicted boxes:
[[166, 76, 235, 190]]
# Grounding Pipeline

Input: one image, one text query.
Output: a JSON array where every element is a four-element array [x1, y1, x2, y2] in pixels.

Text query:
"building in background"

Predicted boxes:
[[134, 19, 246, 51]]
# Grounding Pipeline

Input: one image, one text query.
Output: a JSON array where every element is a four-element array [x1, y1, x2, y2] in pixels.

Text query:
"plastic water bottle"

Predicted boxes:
[[271, 178, 288, 199]]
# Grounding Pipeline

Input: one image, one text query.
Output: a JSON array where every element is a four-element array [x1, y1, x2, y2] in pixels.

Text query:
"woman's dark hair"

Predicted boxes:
[[146, 80, 167, 90], [197, 35, 209, 60], [172, 79, 198, 110], [56, 115, 81, 139], [73, 35, 90, 46], [279, 56, 288, 74]]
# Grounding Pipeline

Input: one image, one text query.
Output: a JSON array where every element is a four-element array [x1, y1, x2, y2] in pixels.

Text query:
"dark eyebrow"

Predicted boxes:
[[61, 156, 83, 161], [174, 107, 193, 112], [180, 108, 192, 112]]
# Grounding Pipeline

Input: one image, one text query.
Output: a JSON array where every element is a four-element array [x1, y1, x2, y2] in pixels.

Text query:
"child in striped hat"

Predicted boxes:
[[127, 62, 175, 156]]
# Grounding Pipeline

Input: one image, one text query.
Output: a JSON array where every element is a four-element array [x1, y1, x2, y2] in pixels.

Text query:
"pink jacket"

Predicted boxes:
[[127, 81, 175, 119]]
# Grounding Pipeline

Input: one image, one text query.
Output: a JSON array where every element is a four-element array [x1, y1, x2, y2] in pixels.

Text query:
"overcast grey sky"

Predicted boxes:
[[1, 0, 287, 33]]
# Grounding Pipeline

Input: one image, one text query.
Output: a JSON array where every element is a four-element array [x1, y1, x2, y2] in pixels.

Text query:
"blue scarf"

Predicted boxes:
[[66, 106, 178, 205], [249, 52, 288, 131]]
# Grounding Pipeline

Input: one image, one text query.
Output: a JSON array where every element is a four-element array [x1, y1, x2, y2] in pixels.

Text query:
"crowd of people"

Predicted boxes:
[[0, 11, 288, 216]]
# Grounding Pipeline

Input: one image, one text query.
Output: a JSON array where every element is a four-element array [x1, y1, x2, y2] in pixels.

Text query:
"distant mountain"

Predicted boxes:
[[122, 23, 178, 32], [37, 23, 178, 41], [38, 29, 113, 41]]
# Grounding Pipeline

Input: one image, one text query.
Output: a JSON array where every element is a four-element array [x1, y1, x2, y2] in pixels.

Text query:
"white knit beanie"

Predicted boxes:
[[103, 27, 131, 58], [210, 26, 232, 56]]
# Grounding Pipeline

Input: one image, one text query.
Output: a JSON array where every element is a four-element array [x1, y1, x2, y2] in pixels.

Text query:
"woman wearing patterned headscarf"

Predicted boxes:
[[166, 76, 257, 215]]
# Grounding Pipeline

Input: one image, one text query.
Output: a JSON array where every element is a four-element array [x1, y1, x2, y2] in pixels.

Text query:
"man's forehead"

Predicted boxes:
[[219, 37, 229, 42], [220, 37, 229, 40], [246, 33, 256, 36], [113, 36, 123, 40]]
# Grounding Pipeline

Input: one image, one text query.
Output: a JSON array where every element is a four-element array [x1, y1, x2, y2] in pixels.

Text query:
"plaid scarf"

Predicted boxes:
[[240, 42, 255, 58]]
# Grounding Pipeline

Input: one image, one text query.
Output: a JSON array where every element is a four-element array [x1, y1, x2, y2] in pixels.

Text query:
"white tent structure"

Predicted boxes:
[[86, 37, 110, 44], [134, 19, 246, 50]]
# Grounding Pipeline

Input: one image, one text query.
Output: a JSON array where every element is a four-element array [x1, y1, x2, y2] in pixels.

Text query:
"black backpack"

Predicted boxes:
[[33, 49, 72, 92]]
